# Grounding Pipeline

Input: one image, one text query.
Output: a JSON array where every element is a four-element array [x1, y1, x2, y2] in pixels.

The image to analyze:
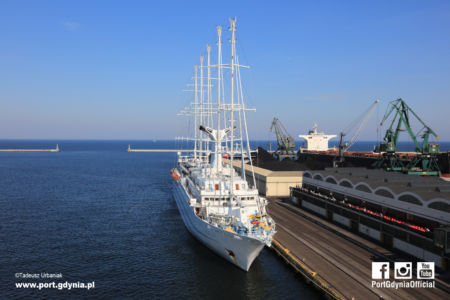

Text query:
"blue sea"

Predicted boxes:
[[0, 140, 323, 299]]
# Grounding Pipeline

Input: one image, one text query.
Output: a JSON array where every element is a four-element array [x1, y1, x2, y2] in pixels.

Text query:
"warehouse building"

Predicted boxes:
[[291, 167, 450, 269]]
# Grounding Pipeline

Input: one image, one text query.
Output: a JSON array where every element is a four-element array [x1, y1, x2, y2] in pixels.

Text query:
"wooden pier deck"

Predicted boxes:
[[267, 200, 449, 300]]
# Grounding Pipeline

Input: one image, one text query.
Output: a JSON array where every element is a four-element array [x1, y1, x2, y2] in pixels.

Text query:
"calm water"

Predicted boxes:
[[0, 140, 322, 299]]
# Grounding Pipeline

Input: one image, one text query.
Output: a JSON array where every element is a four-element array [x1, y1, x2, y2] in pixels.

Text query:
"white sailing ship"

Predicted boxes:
[[171, 18, 275, 271]]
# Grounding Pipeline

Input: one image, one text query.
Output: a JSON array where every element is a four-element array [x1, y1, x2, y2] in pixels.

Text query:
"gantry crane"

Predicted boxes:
[[269, 117, 296, 160], [333, 100, 379, 167], [373, 98, 441, 175]]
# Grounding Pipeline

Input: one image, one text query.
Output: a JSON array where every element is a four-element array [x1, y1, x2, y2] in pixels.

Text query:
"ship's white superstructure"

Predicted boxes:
[[299, 123, 337, 151], [171, 18, 275, 271]]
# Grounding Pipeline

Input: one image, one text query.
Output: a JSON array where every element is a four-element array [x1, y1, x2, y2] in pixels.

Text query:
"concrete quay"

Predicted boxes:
[[127, 149, 193, 152], [127, 145, 194, 152], [0, 145, 59, 152], [267, 200, 449, 300]]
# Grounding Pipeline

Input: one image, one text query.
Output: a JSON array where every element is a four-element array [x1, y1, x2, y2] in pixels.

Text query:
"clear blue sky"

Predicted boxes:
[[1, 0, 449, 141]]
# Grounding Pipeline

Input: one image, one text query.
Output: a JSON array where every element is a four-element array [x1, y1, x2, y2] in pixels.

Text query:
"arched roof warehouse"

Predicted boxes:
[[302, 168, 450, 223]]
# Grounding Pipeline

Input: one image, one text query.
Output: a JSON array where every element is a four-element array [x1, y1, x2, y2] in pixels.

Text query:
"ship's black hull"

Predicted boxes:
[[254, 147, 450, 174]]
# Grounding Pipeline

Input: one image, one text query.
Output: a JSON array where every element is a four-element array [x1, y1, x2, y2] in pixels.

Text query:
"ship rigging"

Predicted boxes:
[[171, 18, 276, 271]]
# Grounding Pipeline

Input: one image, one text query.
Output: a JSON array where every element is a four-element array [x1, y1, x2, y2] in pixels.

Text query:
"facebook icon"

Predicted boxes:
[[372, 262, 390, 279]]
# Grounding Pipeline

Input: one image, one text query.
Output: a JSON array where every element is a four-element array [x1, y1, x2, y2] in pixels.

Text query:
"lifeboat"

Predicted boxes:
[[225, 227, 236, 234], [170, 169, 180, 180]]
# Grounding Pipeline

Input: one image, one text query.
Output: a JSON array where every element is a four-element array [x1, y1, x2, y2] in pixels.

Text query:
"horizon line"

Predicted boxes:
[[0, 138, 448, 143]]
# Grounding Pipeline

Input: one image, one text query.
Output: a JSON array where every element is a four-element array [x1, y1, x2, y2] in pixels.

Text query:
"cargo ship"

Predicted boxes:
[[257, 99, 450, 177], [254, 136, 450, 176], [254, 119, 450, 269]]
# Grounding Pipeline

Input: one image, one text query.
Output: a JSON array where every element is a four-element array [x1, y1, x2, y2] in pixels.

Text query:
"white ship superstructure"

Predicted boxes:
[[171, 18, 275, 271], [299, 123, 337, 151]]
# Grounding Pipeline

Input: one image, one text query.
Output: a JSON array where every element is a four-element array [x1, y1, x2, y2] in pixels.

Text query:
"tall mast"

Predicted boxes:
[[199, 55, 204, 157], [206, 44, 211, 133], [216, 26, 222, 171], [229, 18, 236, 196], [235, 55, 246, 181], [194, 64, 198, 160]]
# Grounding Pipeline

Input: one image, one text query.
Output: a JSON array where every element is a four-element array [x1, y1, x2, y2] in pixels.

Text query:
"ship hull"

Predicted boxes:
[[172, 180, 265, 271], [255, 147, 450, 174]]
